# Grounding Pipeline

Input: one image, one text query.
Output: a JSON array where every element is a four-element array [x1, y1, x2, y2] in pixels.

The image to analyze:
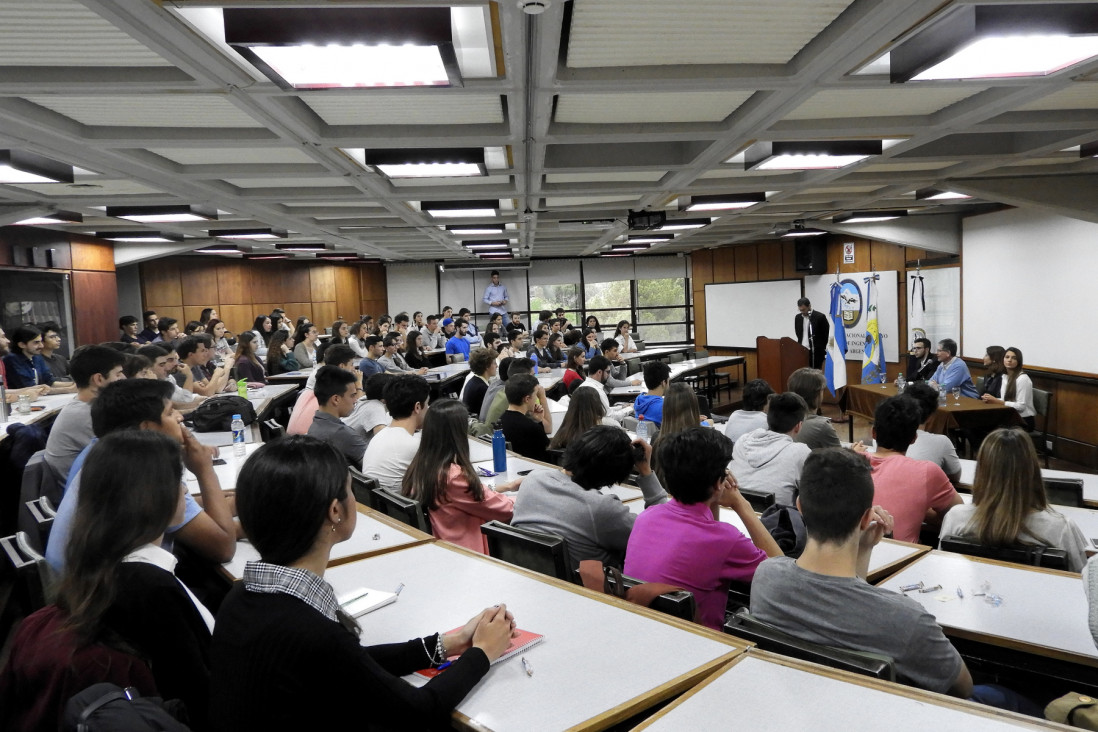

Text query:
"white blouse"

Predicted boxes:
[[998, 372, 1035, 419]]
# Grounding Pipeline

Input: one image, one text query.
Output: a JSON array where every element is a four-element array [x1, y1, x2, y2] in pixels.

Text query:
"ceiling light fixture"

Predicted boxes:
[[275, 242, 327, 252], [193, 244, 247, 254], [780, 228, 828, 238], [462, 240, 511, 251], [612, 243, 652, 251], [422, 200, 499, 218], [742, 141, 883, 170], [106, 204, 217, 223], [96, 231, 184, 243], [1081, 141, 1098, 158], [657, 218, 712, 231], [889, 4, 1098, 83], [626, 235, 673, 245], [223, 7, 460, 89], [914, 188, 972, 201], [314, 252, 364, 260], [832, 210, 909, 224], [0, 149, 74, 184], [243, 252, 289, 260], [16, 211, 83, 225], [478, 252, 514, 259], [209, 227, 288, 240], [682, 193, 767, 212], [446, 224, 505, 235], [364, 148, 485, 178]]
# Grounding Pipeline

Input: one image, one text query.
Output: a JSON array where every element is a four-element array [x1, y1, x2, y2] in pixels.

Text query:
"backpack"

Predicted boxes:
[[64, 683, 191, 732], [186, 395, 256, 432], [760, 503, 807, 558]]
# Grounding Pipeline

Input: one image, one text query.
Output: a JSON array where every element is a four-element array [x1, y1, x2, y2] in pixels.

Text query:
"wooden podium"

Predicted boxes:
[[756, 336, 809, 391]]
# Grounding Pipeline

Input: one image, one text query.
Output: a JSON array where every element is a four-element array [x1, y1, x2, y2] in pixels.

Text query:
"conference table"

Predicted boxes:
[[844, 383, 1022, 443], [323, 541, 746, 731], [634, 652, 1054, 731]]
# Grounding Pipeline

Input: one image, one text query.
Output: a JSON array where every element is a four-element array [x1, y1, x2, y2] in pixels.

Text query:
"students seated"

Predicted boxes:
[[403, 331, 432, 370], [357, 334, 386, 377], [977, 345, 1005, 398], [905, 337, 937, 382], [903, 382, 962, 483], [178, 335, 235, 397], [250, 314, 274, 359], [787, 367, 840, 449], [730, 392, 811, 506], [46, 379, 238, 572], [345, 372, 392, 443], [861, 395, 962, 543], [724, 378, 773, 444], [43, 345, 127, 484], [549, 387, 616, 452], [123, 352, 156, 380], [293, 322, 320, 368], [119, 314, 142, 344], [478, 356, 532, 427], [136, 344, 202, 409], [153, 316, 180, 346], [940, 428, 1087, 571], [205, 318, 234, 361], [378, 331, 428, 375], [633, 361, 670, 427], [1, 324, 77, 393], [445, 319, 472, 360], [599, 339, 642, 388], [546, 333, 566, 366], [37, 322, 72, 381], [512, 426, 666, 570], [420, 314, 446, 350], [1, 431, 215, 730], [499, 374, 552, 462], [210, 436, 518, 730], [263, 329, 297, 376], [462, 348, 497, 416], [574, 354, 614, 411], [402, 399, 520, 554], [613, 320, 638, 353], [929, 337, 978, 398], [625, 427, 782, 629], [496, 328, 526, 362], [526, 329, 555, 369], [137, 309, 159, 343], [561, 346, 587, 392], [362, 375, 429, 490], [232, 331, 267, 384], [979, 347, 1036, 430], [308, 366, 369, 468], [287, 345, 362, 436]]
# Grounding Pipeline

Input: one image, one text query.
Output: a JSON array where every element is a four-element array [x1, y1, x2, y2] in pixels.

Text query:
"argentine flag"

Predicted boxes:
[[861, 275, 886, 384], [824, 282, 847, 396]]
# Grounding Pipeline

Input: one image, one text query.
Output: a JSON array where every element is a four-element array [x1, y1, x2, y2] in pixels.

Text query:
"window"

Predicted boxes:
[[635, 277, 689, 344], [529, 283, 578, 322]]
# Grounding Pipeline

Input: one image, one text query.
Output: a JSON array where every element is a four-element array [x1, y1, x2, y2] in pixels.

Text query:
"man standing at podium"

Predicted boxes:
[[794, 297, 829, 371]]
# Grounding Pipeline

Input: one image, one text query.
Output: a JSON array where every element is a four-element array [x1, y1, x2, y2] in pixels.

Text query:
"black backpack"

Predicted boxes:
[[186, 395, 256, 432], [64, 683, 191, 732]]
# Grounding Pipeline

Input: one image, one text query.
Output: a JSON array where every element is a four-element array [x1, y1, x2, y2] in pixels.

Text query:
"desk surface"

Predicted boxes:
[[0, 392, 75, 437], [620, 345, 693, 361], [184, 442, 261, 494], [324, 542, 744, 732], [877, 550, 1098, 667], [610, 356, 743, 396], [958, 458, 1098, 506], [635, 652, 1053, 731], [222, 504, 432, 581], [846, 383, 1020, 435], [266, 367, 313, 383]]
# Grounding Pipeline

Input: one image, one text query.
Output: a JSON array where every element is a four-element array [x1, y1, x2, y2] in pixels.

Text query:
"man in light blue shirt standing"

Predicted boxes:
[[483, 270, 509, 316], [928, 338, 978, 398]]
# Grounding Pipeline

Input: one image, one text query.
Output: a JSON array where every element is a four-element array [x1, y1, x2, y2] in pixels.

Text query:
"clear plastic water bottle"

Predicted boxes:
[[492, 426, 507, 474], [896, 373, 906, 391], [938, 385, 947, 406], [636, 414, 649, 443], [231, 413, 246, 457]]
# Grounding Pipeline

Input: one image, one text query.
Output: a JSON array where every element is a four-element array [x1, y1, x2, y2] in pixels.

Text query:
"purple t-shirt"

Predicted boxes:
[[625, 499, 767, 630]]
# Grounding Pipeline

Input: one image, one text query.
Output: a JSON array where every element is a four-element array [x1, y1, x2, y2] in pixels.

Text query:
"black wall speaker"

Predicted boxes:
[[794, 239, 827, 274]]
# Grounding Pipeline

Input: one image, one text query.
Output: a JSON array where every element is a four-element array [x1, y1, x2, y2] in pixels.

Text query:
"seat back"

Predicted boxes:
[[370, 487, 430, 533], [1032, 387, 1052, 419], [260, 384, 301, 427], [349, 467, 380, 506], [17, 450, 62, 554], [260, 417, 285, 442], [480, 520, 571, 581], [573, 563, 697, 622], [939, 536, 1069, 570], [626, 358, 643, 376], [724, 609, 896, 681], [1044, 478, 1084, 508], [738, 487, 776, 512], [1, 531, 52, 610], [447, 353, 466, 364], [618, 573, 696, 622], [975, 375, 985, 392], [669, 352, 685, 364]]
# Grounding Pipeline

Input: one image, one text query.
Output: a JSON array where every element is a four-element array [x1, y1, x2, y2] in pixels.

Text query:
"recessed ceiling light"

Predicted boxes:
[[209, 227, 288, 240], [682, 193, 767, 212], [446, 224, 505, 235], [15, 211, 83, 225], [780, 228, 828, 238], [422, 200, 499, 218], [0, 149, 74, 184], [106, 204, 218, 223], [742, 141, 883, 170], [657, 218, 711, 231], [914, 188, 972, 201], [363, 148, 486, 179], [462, 240, 511, 251], [96, 231, 184, 243], [193, 244, 247, 254], [275, 242, 327, 252], [627, 235, 673, 245], [833, 210, 908, 224]]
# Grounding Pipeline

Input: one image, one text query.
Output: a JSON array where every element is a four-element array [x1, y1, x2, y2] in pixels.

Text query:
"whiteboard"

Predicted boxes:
[[704, 280, 803, 349], [963, 209, 1096, 375]]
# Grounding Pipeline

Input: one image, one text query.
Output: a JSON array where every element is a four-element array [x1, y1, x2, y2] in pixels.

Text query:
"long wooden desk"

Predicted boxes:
[[877, 550, 1098, 669], [958, 458, 1098, 508], [266, 367, 312, 386], [635, 652, 1055, 731], [609, 356, 746, 399], [323, 541, 746, 731], [222, 504, 433, 581], [0, 392, 75, 439], [845, 383, 1022, 442]]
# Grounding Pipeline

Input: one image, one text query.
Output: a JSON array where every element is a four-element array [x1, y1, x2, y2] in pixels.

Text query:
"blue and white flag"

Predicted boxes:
[[824, 281, 847, 396], [861, 275, 886, 384]]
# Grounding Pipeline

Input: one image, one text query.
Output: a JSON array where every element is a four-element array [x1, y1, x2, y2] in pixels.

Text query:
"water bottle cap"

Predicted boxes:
[[638, 415, 644, 421], [232, 414, 241, 419]]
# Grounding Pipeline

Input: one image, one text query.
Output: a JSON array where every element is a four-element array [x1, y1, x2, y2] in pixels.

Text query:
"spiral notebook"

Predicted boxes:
[[414, 627, 544, 679], [337, 587, 399, 618]]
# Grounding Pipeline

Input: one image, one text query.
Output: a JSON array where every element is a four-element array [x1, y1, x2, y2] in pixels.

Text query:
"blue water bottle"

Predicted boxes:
[[492, 425, 507, 474], [531, 352, 539, 375]]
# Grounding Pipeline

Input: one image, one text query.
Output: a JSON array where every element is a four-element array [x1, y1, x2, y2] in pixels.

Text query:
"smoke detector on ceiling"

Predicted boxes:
[[518, 0, 549, 14]]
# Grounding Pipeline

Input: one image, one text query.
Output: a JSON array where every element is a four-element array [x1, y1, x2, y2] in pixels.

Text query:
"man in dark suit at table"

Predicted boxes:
[[794, 297, 829, 371], [905, 338, 937, 382]]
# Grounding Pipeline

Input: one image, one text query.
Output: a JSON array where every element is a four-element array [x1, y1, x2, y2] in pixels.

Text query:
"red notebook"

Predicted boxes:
[[414, 627, 543, 679]]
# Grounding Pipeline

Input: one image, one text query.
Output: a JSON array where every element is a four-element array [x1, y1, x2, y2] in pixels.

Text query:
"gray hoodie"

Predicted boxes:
[[730, 428, 811, 506]]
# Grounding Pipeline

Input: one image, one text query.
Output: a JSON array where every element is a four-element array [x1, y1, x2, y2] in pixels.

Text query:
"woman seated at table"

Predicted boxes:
[[581, 328, 601, 359], [613, 320, 638, 353], [549, 387, 617, 452], [979, 347, 1036, 430], [0, 431, 215, 730], [978, 345, 1006, 397], [205, 318, 235, 362], [210, 436, 517, 730], [403, 330, 432, 370], [561, 346, 586, 392], [264, 329, 300, 376], [584, 315, 602, 335], [546, 332, 566, 366], [249, 315, 274, 359], [347, 319, 370, 359], [650, 383, 709, 482], [939, 428, 1087, 572], [232, 331, 267, 384], [401, 399, 520, 554]]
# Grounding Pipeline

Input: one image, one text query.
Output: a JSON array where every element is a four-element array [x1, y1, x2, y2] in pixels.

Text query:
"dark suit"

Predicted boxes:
[[794, 310, 830, 370], [905, 354, 937, 382]]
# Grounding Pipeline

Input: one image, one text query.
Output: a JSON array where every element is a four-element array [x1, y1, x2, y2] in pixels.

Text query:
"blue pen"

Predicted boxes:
[[436, 661, 452, 671]]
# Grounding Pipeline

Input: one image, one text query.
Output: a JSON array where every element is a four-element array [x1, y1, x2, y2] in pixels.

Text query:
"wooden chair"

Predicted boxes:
[[724, 609, 896, 681], [370, 487, 430, 534], [939, 536, 1070, 570], [480, 521, 571, 581], [1029, 388, 1053, 467]]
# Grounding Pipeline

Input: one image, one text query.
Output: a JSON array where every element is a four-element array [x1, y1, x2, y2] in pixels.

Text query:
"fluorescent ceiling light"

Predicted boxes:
[[223, 8, 460, 89], [209, 227, 287, 240], [833, 210, 908, 224], [193, 244, 246, 254], [97, 231, 183, 243], [601, 252, 634, 257], [889, 4, 1098, 83], [743, 141, 882, 170], [275, 243, 327, 252], [243, 253, 289, 260], [915, 188, 972, 201], [422, 200, 499, 218], [315, 252, 363, 260], [612, 244, 651, 251], [658, 218, 711, 231], [16, 211, 83, 225], [0, 149, 74, 184], [447, 224, 505, 235], [627, 235, 673, 244], [683, 193, 766, 211], [107, 204, 217, 223], [479, 253, 513, 259], [462, 241, 511, 251], [364, 148, 486, 179], [780, 228, 828, 238]]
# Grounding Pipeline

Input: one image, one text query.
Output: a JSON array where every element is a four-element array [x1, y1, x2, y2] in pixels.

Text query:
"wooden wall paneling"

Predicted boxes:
[[310, 265, 336, 303], [219, 304, 255, 337], [333, 266, 359, 322], [734, 245, 759, 282], [141, 260, 183, 307], [179, 261, 220, 306], [311, 301, 338, 329], [869, 241, 905, 272], [712, 247, 736, 283], [694, 294, 707, 349], [905, 247, 928, 263], [183, 306, 209, 326], [1048, 381, 1098, 445], [71, 271, 118, 345], [757, 243, 783, 280], [70, 239, 114, 272], [359, 264, 387, 305], [243, 261, 272, 301], [691, 250, 713, 284], [251, 304, 281, 322], [282, 264, 312, 303], [360, 300, 386, 319], [143, 305, 184, 325], [827, 237, 870, 273], [283, 302, 313, 321], [781, 240, 801, 281], [217, 261, 247, 305]]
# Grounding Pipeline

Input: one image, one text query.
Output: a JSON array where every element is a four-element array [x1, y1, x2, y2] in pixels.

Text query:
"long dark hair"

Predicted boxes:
[[292, 322, 315, 348], [549, 387, 605, 450], [548, 332, 564, 359], [564, 345, 585, 373], [235, 330, 262, 367], [651, 383, 703, 477], [266, 329, 292, 374], [401, 399, 481, 509], [329, 320, 347, 345], [404, 331, 423, 359], [56, 431, 183, 643], [985, 345, 1006, 378], [252, 315, 273, 345]]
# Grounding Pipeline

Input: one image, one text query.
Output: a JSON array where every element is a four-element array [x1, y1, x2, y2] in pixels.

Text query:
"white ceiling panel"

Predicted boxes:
[[9, 179, 164, 196], [566, 0, 855, 67], [24, 94, 264, 127], [544, 195, 641, 207], [0, 0, 173, 67], [1013, 84, 1098, 111], [555, 91, 753, 123], [783, 87, 981, 120], [857, 161, 960, 173], [304, 94, 505, 125], [390, 175, 512, 188], [225, 177, 356, 189], [147, 147, 318, 165]]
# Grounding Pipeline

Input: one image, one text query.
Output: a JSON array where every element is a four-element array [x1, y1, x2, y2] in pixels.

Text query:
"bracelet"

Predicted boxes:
[[421, 632, 446, 667]]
